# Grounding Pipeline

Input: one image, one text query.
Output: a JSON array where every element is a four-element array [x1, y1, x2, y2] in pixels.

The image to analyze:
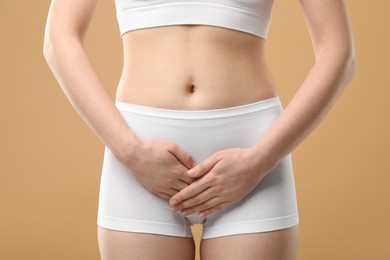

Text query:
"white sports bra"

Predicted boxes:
[[114, 0, 275, 40]]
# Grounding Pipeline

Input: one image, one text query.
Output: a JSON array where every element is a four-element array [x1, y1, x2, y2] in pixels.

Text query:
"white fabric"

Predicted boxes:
[[114, 0, 275, 39], [97, 96, 299, 239]]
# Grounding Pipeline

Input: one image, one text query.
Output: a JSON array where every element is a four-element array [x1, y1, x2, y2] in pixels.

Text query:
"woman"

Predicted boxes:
[[43, 0, 356, 259]]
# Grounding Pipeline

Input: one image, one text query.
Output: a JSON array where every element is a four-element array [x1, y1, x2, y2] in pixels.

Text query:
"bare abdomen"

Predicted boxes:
[[116, 25, 278, 110]]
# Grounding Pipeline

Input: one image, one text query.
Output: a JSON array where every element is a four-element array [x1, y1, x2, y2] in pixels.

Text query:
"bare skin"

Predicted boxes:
[[116, 24, 277, 110], [200, 225, 300, 260], [43, 0, 355, 259], [98, 227, 196, 260]]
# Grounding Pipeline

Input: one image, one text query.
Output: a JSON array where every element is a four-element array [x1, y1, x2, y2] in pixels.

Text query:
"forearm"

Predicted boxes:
[[251, 49, 356, 170], [43, 35, 139, 160]]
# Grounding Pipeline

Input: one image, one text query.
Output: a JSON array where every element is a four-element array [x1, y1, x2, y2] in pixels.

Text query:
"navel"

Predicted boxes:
[[188, 84, 196, 94]]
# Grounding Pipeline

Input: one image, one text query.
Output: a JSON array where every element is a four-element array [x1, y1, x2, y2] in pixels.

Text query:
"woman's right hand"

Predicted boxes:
[[119, 139, 197, 201]]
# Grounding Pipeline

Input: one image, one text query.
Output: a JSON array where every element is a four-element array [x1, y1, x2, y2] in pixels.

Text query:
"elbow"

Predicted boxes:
[[43, 27, 55, 60], [329, 44, 357, 85], [316, 39, 357, 82], [350, 51, 357, 77], [42, 38, 51, 61], [43, 34, 61, 62], [42, 31, 80, 61], [43, 32, 58, 63], [345, 39, 357, 75], [342, 37, 357, 79], [343, 46, 357, 84]]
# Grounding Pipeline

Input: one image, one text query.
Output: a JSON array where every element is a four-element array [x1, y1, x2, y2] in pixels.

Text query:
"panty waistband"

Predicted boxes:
[[115, 96, 281, 120]]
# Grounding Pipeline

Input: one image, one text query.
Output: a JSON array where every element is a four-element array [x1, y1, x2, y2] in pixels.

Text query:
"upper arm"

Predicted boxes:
[[44, 0, 98, 42], [299, 0, 355, 58]]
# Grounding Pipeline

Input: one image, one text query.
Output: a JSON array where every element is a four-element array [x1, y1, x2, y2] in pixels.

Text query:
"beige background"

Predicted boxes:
[[1, 0, 389, 259]]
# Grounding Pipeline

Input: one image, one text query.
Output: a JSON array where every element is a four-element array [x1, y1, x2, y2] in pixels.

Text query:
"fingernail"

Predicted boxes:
[[187, 168, 196, 176], [170, 199, 177, 206], [199, 212, 206, 217]]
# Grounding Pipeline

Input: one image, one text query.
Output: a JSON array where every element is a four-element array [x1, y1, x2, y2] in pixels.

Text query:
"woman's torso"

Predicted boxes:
[[116, 25, 278, 110]]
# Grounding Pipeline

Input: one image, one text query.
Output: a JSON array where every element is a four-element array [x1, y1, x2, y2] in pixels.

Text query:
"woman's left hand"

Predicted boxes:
[[169, 147, 275, 217]]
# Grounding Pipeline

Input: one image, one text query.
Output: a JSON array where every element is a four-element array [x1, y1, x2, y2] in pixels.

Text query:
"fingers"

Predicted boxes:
[[159, 181, 188, 199], [198, 201, 232, 217], [157, 187, 186, 200], [167, 143, 196, 170], [174, 180, 189, 191], [172, 187, 217, 212], [187, 153, 222, 178], [180, 197, 225, 217], [180, 173, 195, 185], [169, 178, 209, 207], [156, 192, 172, 201]]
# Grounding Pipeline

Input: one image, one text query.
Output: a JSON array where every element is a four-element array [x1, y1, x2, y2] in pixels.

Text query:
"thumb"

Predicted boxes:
[[167, 142, 196, 170], [187, 155, 220, 178]]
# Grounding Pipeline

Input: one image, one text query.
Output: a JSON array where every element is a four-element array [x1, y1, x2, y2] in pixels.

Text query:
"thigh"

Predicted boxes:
[[200, 225, 300, 260], [98, 226, 196, 260]]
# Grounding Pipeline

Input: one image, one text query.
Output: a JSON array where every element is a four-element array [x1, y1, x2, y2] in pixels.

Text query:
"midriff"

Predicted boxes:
[[115, 25, 278, 110]]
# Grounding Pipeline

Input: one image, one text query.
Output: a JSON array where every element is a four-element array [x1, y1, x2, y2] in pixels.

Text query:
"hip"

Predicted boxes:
[[98, 96, 299, 231], [114, 96, 283, 163]]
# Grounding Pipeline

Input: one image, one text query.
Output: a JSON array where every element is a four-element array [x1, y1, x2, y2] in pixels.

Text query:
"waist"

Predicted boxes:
[[115, 25, 278, 110], [115, 96, 282, 120]]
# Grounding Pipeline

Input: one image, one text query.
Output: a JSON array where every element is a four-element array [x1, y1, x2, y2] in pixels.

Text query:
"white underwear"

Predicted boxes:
[[97, 96, 299, 239]]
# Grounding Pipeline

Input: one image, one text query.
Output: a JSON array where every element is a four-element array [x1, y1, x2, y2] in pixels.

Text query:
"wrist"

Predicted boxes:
[[246, 143, 280, 175], [112, 135, 141, 164]]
